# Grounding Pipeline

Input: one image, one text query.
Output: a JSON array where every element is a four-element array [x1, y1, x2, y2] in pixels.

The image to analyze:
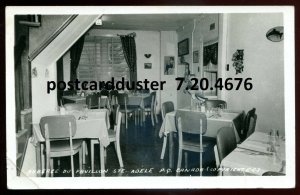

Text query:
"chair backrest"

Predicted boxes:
[[86, 94, 98, 109], [242, 108, 256, 140], [110, 104, 120, 127], [117, 93, 128, 106], [100, 89, 109, 97], [246, 113, 257, 138], [161, 101, 175, 120], [40, 115, 77, 139], [150, 91, 157, 110], [64, 103, 86, 111], [175, 110, 207, 135], [262, 171, 285, 176], [216, 126, 237, 163], [109, 90, 119, 105], [205, 99, 227, 109]]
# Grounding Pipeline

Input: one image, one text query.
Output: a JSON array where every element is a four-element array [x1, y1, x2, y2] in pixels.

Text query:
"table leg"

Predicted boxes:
[[35, 142, 42, 177], [169, 132, 174, 168], [100, 143, 105, 177]]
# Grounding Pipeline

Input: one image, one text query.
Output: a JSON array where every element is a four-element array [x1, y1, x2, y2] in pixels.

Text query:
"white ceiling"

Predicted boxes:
[[93, 14, 203, 31]]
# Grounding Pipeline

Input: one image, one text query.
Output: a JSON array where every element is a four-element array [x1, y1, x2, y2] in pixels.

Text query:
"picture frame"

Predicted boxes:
[[193, 50, 199, 63], [178, 38, 189, 56], [164, 56, 175, 75], [144, 63, 152, 69]]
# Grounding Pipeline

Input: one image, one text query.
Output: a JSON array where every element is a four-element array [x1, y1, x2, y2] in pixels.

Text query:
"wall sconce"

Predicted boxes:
[[144, 54, 151, 58], [32, 67, 38, 78], [266, 26, 284, 42]]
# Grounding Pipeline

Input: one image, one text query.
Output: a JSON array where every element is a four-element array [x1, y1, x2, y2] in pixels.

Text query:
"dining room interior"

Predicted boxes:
[[14, 12, 286, 177]]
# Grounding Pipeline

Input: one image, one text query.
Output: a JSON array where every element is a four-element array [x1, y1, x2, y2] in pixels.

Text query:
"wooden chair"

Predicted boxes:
[[86, 94, 99, 109], [109, 90, 119, 106], [90, 105, 123, 173], [245, 108, 257, 139], [175, 110, 210, 176], [205, 99, 227, 110], [144, 91, 158, 126], [117, 93, 140, 129], [214, 126, 237, 170], [160, 101, 175, 159], [98, 89, 110, 109], [40, 115, 83, 177]]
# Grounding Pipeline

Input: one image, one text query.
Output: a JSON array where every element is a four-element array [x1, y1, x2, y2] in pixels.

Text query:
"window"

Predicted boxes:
[[203, 42, 218, 97], [78, 36, 129, 84]]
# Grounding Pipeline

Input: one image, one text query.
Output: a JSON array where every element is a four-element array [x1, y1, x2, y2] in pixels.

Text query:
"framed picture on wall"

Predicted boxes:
[[164, 56, 175, 75], [144, 63, 152, 69], [193, 50, 199, 63], [178, 38, 189, 56]]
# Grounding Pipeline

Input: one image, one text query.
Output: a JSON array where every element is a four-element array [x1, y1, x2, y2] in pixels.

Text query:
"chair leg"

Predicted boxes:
[[151, 110, 155, 126], [50, 158, 54, 177], [184, 152, 188, 169], [125, 113, 128, 129], [70, 153, 74, 177], [176, 148, 182, 176], [90, 141, 94, 172], [100, 143, 105, 177], [200, 152, 203, 176], [160, 136, 167, 159], [82, 141, 86, 164], [79, 147, 83, 176], [114, 141, 124, 168]]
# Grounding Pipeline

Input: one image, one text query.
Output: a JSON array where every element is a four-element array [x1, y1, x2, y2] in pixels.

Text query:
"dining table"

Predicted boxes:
[[62, 95, 86, 104], [159, 107, 244, 168], [32, 109, 110, 177], [220, 131, 286, 176]]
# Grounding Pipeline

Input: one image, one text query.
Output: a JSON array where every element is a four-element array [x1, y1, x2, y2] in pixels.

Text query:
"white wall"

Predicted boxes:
[[224, 13, 284, 134], [160, 31, 178, 109]]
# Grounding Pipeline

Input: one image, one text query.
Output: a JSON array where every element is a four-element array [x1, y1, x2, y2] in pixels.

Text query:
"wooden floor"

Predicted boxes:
[[52, 114, 218, 177]]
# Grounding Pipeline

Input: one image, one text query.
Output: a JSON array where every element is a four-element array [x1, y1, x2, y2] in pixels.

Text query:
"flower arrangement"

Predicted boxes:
[[232, 49, 244, 74]]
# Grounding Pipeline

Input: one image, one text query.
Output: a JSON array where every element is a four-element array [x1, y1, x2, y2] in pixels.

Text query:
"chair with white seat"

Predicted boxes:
[[90, 105, 123, 173], [39, 115, 83, 177], [117, 93, 140, 129], [175, 110, 210, 176], [214, 126, 237, 172], [98, 89, 110, 109], [160, 101, 175, 159], [143, 91, 158, 126]]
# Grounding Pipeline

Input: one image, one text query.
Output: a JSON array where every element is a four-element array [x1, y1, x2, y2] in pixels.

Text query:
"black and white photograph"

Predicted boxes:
[[164, 56, 175, 75], [6, 6, 295, 189]]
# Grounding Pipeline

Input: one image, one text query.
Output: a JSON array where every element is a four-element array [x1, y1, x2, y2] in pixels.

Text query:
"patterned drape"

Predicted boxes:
[[15, 36, 26, 131], [70, 35, 85, 82], [120, 34, 137, 83], [203, 42, 218, 66]]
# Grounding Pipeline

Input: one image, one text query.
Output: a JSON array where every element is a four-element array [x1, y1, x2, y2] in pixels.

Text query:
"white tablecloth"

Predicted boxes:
[[159, 108, 243, 143], [32, 109, 111, 147], [220, 131, 286, 176]]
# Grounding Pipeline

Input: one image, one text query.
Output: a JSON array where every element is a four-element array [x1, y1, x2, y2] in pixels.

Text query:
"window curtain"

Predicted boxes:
[[56, 58, 64, 106], [120, 34, 137, 83], [14, 36, 26, 131], [203, 42, 218, 66], [70, 35, 85, 82]]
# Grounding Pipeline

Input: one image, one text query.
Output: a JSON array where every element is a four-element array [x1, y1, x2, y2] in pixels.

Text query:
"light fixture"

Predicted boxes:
[[266, 26, 284, 42]]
